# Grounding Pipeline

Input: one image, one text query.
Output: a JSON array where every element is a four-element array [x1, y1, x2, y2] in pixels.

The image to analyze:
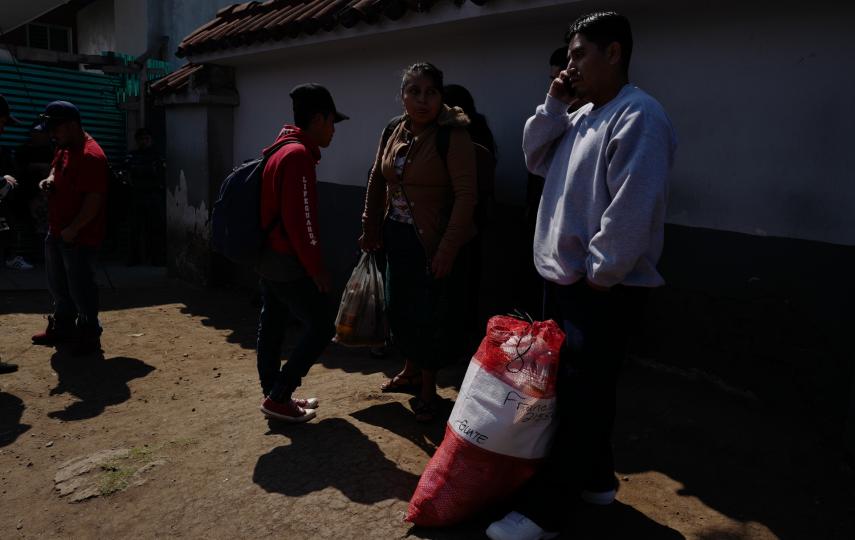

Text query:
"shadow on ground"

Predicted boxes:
[[615, 361, 855, 540], [319, 344, 469, 392], [350, 400, 452, 455], [404, 499, 686, 540], [48, 350, 155, 421], [1, 288, 187, 315], [253, 417, 420, 504], [0, 392, 31, 447]]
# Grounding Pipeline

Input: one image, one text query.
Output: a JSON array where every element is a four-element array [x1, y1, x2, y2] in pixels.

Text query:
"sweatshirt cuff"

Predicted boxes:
[[543, 94, 569, 116], [585, 255, 618, 289]]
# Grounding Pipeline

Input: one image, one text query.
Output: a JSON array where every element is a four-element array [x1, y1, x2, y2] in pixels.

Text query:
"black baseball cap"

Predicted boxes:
[[289, 83, 349, 123], [36, 100, 81, 131], [0, 95, 22, 126]]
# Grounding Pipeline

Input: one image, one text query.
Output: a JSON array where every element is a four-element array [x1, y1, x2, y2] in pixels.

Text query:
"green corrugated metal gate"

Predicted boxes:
[[0, 61, 125, 162]]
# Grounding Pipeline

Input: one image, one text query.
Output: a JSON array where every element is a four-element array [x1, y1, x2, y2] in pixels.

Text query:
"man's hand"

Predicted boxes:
[[312, 271, 331, 294], [39, 177, 54, 192], [548, 69, 575, 105], [358, 232, 381, 252], [60, 226, 78, 243], [431, 250, 455, 279], [3, 175, 17, 189], [549, 70, 586, 111]]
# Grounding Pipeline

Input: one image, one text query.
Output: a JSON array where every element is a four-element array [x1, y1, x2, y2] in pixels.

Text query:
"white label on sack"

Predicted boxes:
[[447, 360, 557, 459]]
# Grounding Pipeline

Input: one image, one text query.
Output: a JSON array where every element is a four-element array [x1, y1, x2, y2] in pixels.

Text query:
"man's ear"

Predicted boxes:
[[606, 42, 623, 67], [309, 112, 324, 129]]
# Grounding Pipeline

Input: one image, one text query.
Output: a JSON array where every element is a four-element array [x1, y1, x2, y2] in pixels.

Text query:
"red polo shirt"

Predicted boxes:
[[48, 134, 109, 246]]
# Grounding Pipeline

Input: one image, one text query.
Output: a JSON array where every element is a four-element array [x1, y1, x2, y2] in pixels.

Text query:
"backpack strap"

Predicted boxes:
[[380, 115, 406, 155], [381, 115, 451, 164], [436, 125, 451, 166], [262, 139, 298, 239]]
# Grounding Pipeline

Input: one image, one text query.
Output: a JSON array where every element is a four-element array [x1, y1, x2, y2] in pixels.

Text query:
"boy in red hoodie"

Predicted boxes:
[[257, 84, 348, 423]]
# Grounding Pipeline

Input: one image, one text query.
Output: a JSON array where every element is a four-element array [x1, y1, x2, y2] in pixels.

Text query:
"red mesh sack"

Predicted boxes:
[[406, 315, 565, 527]]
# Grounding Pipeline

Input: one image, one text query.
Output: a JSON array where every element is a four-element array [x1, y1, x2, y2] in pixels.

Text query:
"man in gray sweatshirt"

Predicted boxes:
[[487, 11, 676, 540]]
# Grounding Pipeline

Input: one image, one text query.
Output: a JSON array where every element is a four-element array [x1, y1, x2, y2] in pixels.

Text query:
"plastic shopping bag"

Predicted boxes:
[[406, 315, 565, 526], [333, 252, 388, 347]]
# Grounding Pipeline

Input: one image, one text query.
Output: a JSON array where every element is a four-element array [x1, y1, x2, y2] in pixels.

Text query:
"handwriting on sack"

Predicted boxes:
[[453, 419, 489, 445], [503, 391, 554, 423]]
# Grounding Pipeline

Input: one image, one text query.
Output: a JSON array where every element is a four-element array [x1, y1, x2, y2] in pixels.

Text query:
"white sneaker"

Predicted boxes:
[[292, 397, 319, 409], [5, 256, 34, 271], [260, 397, 316, 423], [486, 511, 559, 540]]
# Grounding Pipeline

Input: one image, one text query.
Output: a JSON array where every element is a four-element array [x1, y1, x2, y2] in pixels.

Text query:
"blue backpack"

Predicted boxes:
[[210, 140, 293, 265]]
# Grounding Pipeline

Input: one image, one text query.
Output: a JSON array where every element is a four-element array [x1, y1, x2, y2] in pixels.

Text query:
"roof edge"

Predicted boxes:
[[183, 0, 578, 64]]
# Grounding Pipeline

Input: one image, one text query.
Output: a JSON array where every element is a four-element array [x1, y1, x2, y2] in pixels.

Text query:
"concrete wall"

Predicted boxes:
[[112, 0, 148, 56], [75, 0, 234, 63], [76, 0, 115, 55], [226, 0, 855, 247], [164, 106, 215, 283]]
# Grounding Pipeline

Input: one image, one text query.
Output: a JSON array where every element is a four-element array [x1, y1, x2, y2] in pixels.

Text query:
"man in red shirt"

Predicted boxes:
[[256, 84, 347, 423], [31, 101, 109, 356]]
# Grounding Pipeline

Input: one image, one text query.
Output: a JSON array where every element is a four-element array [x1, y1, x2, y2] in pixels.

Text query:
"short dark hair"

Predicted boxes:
[[135, 127, 152, 139], [549, 46, 568, 68], [401, 62, 444, 96], [566, 11, 633, 72]]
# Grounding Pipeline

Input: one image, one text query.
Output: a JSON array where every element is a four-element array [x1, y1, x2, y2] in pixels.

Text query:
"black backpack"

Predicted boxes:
[[210, 140, 293, 266]]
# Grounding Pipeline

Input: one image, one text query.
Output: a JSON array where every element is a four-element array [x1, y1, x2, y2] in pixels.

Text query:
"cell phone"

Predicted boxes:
[[563, 77, 576, 97]]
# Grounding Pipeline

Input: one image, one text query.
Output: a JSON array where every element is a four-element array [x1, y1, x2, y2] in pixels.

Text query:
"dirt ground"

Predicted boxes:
[[1, 283, 853, 539]]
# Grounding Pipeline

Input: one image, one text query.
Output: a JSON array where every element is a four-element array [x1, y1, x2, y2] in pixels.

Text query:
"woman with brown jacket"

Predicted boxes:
[[360, 62, 477, 422]]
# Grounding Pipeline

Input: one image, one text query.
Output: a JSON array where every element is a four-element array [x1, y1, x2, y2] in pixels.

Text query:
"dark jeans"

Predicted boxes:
[[256, 276, 334, 402], [517, 279, 649, 530], [44, 235, 100, 329]]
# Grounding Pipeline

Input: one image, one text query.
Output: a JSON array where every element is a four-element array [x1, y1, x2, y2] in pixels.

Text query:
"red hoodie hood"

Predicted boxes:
[[263, 124, 321, 162]]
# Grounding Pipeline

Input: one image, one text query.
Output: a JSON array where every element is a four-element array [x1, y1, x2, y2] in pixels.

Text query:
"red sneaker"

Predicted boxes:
[[292, 397, 319, 409], [31, 316, 74, 346], [260, 397, 316, 423]]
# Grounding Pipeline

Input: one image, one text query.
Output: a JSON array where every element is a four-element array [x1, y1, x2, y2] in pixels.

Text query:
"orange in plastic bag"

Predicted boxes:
[[333, 252, 388, 348]]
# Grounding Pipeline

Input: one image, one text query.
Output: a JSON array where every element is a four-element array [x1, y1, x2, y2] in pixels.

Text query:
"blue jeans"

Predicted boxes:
[[44, 235, 100, 330], [256, 277, 334, 401]]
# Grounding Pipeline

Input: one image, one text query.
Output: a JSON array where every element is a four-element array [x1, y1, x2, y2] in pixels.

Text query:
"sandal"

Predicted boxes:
[[380, 373, 422, 393], [412, 398, 436, 423]]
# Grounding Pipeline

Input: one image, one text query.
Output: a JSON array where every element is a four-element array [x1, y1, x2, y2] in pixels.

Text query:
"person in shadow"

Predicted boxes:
[[360, 63, 477, 423], [442, 84, 497, 342]]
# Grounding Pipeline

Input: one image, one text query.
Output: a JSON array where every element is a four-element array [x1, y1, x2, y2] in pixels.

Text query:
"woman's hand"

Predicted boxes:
[[358, 232, 381, 252], [431, 250, 455, 279]]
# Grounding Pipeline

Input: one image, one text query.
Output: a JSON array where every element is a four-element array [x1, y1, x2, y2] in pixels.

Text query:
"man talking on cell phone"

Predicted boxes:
[[487, 12, 677, 540]]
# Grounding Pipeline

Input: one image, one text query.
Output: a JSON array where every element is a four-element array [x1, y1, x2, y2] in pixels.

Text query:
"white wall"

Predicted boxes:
[[232, 8, 566, 199], [76, 0, 115, 55], [228, 0, 855, 246]]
